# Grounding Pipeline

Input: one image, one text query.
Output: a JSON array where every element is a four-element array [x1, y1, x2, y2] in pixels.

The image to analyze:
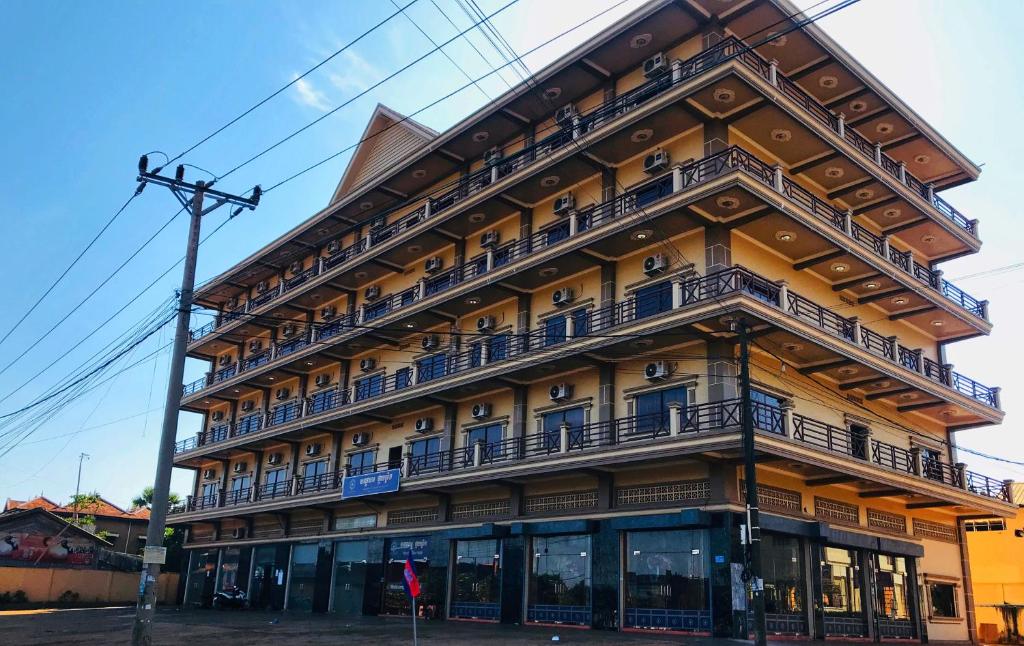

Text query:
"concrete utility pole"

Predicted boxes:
[[738, 319, 767, 646], [72, 452, 90, 524], [130, 157, 260, 646]]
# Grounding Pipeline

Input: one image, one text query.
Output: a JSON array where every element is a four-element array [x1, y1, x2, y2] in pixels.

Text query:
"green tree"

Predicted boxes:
[[131, 486, 181, 510], [67, 491, 101, 529]]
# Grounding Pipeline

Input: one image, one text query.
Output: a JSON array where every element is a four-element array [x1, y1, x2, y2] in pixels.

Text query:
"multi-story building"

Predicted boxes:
[[167, 0, 1014, 640]]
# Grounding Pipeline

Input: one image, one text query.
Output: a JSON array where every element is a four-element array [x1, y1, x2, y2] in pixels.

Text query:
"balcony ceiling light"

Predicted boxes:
[[782, 342, 803, 352], [407, 244, 422, 254], [774, 230, 796, 242], [830, 262, 850, 273], [876, 122, 895, 135], [713, 87, 736, 104], [891, 296, 909, 305], [632, 338, 654, 348], [766, 31, 788, 47], [539, 267, 559, 277], [232, 389, 240, 393], [468, 212, 486, 223], [630, 33, 653, 49], [540, 175, 560, 188], [359, 201, 374, 211], [899, 392, 916, 401], [863, 281, 880, 290], [267, 376, 275, 381], [819, 75, 839, 89], [770, 128, 792, 142], [412, 169, 426, 178], [631, 229, 653, 241], [305, 361, 314, 366], [940, 407, 957, 418], [883, 208, 902, 219], [471, 131, 489, 143], [849, 100, 868, 113], [354, 271, 368, 279], [543, 87, 561, 100], [930, 319, 945, 327], [824, 166, 844, 179], [913, 154, 931, 165], [716, 195, 740, 210], [872, 380, 891, 388], [466, 297, 481, 305], [316, 227, 330, 236], [921, 234, 937, 244], [203, 400, 211, 404], [405, 322, 416, 328], [837, 366, 858, 376], [631, 128, 654, 143], [855, 188, 875, 200]]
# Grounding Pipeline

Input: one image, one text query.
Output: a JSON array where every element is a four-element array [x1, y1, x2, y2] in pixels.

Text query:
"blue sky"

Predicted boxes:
[[0, 0, 1021, 509]]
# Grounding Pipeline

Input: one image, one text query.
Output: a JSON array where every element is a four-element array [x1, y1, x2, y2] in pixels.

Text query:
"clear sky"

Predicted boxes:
[[0, 0, 1020, 510]]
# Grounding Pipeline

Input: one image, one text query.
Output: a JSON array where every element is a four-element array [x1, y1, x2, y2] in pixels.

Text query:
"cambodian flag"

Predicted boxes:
[[403, 556, 421, 598]]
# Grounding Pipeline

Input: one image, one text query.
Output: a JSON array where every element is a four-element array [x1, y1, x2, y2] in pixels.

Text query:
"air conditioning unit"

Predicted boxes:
[[274, 387, 291, 401], [643, 149, 670, 174], [248, 340, 263, 353], [233, 462, 247, 474], [549, 383, 573, 401], [471, 402, 492, 419], [305, 443, 323, 456], [256, 280, 269, 294], [414, 417, 433, 433], [321, 305, 337, 320], [370, 215, 386, 230], [552, 287, 574, 307], [642, 52, 669, 79], [226, 297, 239, 310], [643, 254, 669, 276], [421, 334, 440, 351], [484, 147, 503, 166], [554, 103, 577, 126], [364, 285, 381, 301], [202, 469, 217, 480], [644, 361, 670, 381], [211, 411, 225, 422], [326, 240, 341, 255], [424, 257, 443, 273], [218, 355, 232, 367], [359, 358, 377, 372], [351, 433, 371, 447], [231, 527, 247, 539], [281, 323, 297, 338], [267, 453, 283, 466], [288, 261, 302, 274], [241, 400, 255, 412], [476, 316, 496, 332], [315, 374, 331, 388], [479, 230, 499, 248], [553, 193, 575, 216]]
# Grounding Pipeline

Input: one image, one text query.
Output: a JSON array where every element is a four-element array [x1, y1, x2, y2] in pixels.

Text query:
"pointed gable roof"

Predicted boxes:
[[4, 496, 60, 513], [329, 104, 437, 206]]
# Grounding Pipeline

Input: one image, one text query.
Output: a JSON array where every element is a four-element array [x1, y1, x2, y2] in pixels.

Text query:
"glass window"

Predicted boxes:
[[489, 334, 509, 362], [416, 353, 447, 383], [184, 549, 217, 608], [875, 554, 910, 620], [409, 437, 441, 473], [332, 540, 369, 616], [354, 374, 383, 401], [634, 386, 688, 436], [201, 482, 218, 502], [394, 367, 412, 390], [750, 389, 783, 434], [544, 315, 567, 347], [348, 450, 377, 476], [572, 308, 589, 337], [821, 547, 863, 616], [264, 468, 287, 497], [464, 424, 504, 464], [541, 407, 585, 452], [383, 537, 435, 616], [625, 530, 710, 631], [528, 534, 592, 626], [929, 583, 958, 618], [217, 548, 243, 593], [364, 300, 390, 321], [850, 424, 869, 460], [228, 475, 251, 504], [761, 534, 804, 615], [635, 282, 673, 319], [451, 539, 501, 620], [544, 222, 570, 246], [468, 342, 483, 368], [287, 544, 318, 612]]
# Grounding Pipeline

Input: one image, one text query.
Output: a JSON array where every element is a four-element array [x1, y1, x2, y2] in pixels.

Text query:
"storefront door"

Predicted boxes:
[[527, 534, 592, 626], [450, 539, 501, 620], [624, 529, 711, 632], [874, 554, 915, 639], [287, 543, 319, 611], [250, 545, 287, 610], [183, 549, 217, 608], [383, 536, 436, 617], [761, 534, 807, 635], [820, 547, 868, 637], [332, 540, 370, 616]]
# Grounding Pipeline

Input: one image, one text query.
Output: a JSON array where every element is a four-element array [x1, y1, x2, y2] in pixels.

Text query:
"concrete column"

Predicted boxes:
[[955, 463, 968, 489], [781, 399, 795, 439], [601, 166, 616, 202], [519, 208, 532, 251], [899, 161, 907, 184], [777, 280, 790, 311], [672, 277, 684, 309], [441, 403, 458, 454], [844, 209, 853, 236], [909, 446, 923, 476], [837, 112, 846, 138], [874, 142, 882, 164], [559, 422, 570, 454], [769, 59, 779, 87], [669, 403, 683, 435], [703, 118, 729, 157], [707, 339, 738, 402], [600, 261, 616, 311], [705, 224, 732, 275], [850, 316, 863, 345], [598, 362, 615, 426], [773, 164, 784, 192]]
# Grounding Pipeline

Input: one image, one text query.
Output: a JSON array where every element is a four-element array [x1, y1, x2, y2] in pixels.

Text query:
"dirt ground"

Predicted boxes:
[[0, 606, 728, 645]]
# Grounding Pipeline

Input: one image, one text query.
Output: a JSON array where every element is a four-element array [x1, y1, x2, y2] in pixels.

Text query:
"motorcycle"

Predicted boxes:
[[212, 586, 248, 609]]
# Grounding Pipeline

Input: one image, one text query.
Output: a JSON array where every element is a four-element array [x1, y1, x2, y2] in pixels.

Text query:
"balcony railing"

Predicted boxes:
[[174, 263, 998, 455], [186, 37, 980, 345], [170, 398, 1010, 516]]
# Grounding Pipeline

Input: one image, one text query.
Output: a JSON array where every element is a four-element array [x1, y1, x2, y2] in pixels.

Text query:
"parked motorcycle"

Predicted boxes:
[[212, 586, 248, 609]]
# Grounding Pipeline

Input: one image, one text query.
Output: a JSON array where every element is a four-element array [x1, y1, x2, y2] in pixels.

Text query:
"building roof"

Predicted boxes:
[[0, 507, 113, 545], [3, 496, 150, 520]]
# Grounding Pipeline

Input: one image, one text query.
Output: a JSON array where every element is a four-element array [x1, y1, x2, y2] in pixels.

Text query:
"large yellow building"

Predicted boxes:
[[167, 0, 1013, 641], [965, 484, 1024, 644]]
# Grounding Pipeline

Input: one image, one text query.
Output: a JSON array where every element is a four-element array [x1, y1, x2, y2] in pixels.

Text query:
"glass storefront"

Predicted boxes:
[[527, 534, 592, 626], [183, 549, 217, 608], [250, 545, 287, 610], [332, 540, 370, 616], [451, 539, 501, 620], [216, 547, 248, 593], [383, 536, 437, 617], [875, 554, 915, 639], [287, 543, 319, 611], [820, 547, 867, 637], [625, 530, 710, 632], [761, 534, 806, 634]]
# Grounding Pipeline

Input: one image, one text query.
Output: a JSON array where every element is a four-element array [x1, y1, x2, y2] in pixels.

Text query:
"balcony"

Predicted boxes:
[[174, 262, 999, 458], [186, 37, 980, 347], [169, 397, 1011, 519], [180, 147, 989, 403]]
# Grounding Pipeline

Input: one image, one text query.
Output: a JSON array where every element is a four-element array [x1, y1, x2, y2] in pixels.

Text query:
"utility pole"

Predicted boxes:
[[72, 452, 90, 524], [738, 319, 767, 646], [130, 157, 259, 646]]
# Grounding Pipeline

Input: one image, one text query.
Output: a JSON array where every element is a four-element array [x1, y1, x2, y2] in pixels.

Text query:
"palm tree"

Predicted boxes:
[[132, 486, 181, 510]]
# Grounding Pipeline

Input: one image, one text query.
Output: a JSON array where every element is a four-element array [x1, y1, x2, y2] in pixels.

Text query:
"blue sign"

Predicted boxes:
[[342, 468, 401, 499], [714, 555, 726, 564]]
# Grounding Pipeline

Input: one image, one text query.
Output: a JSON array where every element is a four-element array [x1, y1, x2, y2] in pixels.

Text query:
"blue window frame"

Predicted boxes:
[[634, 282, 673, 319], [364, 300, 390, 321], [494, 245, 513, 267], [409, 437, 441, 472], [417, 353, 447, 383], [634, 386, 689, 436], [489, 334, 509, 362], [401, 289, 416, 307], [541, 407, 585, 452], [469, 342, 483, 368], [750, 390, 783, 433], [354, 374, 384, 401], [348, 450, 377, 476], [544, 315, 567, 347], [544, 222, 570, 246], [394, 367, 412, 390], [572, 309, 589, 338], [464, 423, 504, 464]]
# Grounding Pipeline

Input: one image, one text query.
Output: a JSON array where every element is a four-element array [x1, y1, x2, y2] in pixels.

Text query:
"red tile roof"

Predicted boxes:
[[3, 496, 150, 520]]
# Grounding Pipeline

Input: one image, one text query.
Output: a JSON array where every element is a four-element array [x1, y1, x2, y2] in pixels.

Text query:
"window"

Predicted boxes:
[[929, 583, 958, 618], [303, 459, 328, 480], [264, 468, 288, 497], [394, 367, 412, 390], [348, 450, 377, 476], [489, 334, 509, 362], [528, 534, 592, 626], [544, 315, 567, 346], [634, 386, 689, 436], [923, 447, 944, 481], [965, 519, 1006, 532], [468, 342, 483, 368], [228, 475, 251, 504], [354, 373, 383, 401], [634, 282, 673, 320], [850, 423, 869, 461], [416, 353, 447, 383], [821, 547, 863, 616], [409, 437, 441, 473], [465, 423, 504, 464], [544, 222, 570, 246], [572, 308, 589, 337], [761, 534, 804, 615], [625, 530, 709, 630], [364, 299, 390, 321], [874, 554, 910, 620], [541, 407, 585, 452], [201, 482, 218, 501], [750, 390, 783, 434]]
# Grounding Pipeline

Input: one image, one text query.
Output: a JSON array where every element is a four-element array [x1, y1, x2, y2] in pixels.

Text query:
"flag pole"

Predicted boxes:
[[411, 593, 418, 646]]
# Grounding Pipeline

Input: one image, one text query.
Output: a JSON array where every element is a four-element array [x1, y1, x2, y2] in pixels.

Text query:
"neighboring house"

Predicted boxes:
[[3, 496, 150, 555], [965, 483, 1024, 643], [0, 508, 111, 568]]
